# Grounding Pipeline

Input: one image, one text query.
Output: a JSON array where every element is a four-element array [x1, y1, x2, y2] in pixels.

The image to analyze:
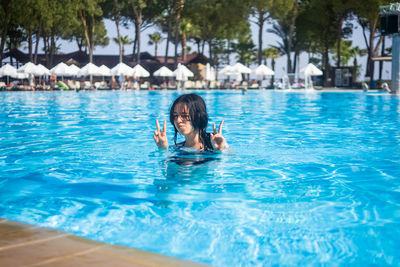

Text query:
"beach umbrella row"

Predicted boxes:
[[217, 62, 323, 78], [219, 63, 274, 78], [1, 62, 198, 80]]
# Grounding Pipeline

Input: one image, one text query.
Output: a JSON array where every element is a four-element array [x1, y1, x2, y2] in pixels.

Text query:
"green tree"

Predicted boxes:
[[148, 32, 163, 57], [183, 0, 250, 64], [124, 0, 162, 63], [349, 44, 367, 80], [263, 46, 281, 86], [356, 0, 392, 86], [231, 33, 256, 65], [332, 40, 358, 67], [113, 35, 132, 57], [179, 18, 197, 61], [269, 0, 299, 73], [101, 0, 129, 63], [295, 0, 337, 84], [77, 0, 104, 63], [331, 0, 355, 67], [250, 0, 273, 65], [173, 0, 184, 67]]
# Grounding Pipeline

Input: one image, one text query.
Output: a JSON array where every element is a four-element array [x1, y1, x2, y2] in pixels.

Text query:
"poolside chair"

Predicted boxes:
[[84, 81, 92, 90], [140, 82, 149, 90]]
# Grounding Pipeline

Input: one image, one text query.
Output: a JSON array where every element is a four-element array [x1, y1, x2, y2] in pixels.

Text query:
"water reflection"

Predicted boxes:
[[153, 147, 220, 194]]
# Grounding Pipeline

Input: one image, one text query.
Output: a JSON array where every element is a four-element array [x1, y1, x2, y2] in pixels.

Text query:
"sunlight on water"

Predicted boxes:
[[0, 91, 400, 266]]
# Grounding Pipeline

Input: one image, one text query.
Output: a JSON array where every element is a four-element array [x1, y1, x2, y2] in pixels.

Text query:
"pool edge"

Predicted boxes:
[[0, 217, 209, 267]]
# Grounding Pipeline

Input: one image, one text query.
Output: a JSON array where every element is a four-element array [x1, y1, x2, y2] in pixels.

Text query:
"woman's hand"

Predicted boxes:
[[211, 120, 228, 151], [153, 120, 169, 149]]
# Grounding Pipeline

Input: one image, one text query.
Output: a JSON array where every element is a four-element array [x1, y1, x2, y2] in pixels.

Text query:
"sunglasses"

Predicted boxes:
[[172, 113, 191, 121]]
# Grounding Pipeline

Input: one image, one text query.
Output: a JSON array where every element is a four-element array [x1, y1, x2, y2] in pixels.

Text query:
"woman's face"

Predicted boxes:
[[173, 103, 194, 136]]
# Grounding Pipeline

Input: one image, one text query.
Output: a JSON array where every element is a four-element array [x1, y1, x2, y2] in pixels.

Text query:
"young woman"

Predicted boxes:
[[153, 93, 228, 152]]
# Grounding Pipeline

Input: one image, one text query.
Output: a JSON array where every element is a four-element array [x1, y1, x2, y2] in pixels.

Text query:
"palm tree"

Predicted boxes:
[[179, 18, 194, 62], [174, 0, 184, 67], [267, 21, 292, 72], [349, 45, 367, 81], [263, 47, 281, 69], [263, 46, 282, 86], [148, 32, 163, 57], [113, 35, 132, 58]]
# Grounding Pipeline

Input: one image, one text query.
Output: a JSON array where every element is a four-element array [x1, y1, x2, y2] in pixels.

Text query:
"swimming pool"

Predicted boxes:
[[0, 90, 399, 266]]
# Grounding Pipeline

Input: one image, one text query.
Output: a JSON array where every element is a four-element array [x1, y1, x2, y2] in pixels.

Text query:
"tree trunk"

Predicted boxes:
[[174, 20, 179, 67], [133, 33, 137, 56], [131, 1, 143, 64], [196, 39, 200, 53], [226, 40, 230, 65], [336, 16, 344, 67], [0, 2, 10, 65], [50, 30, 55, 67], [379, 36, 385, 81], [79, 10, 91, 62], [293, 50, 299, 73], [165, 15, 172, 63], [271, 58, 275, 87], [323, 32, 330, 85], [113, 0, 122, 63], [257, 9, 265, 65], [89, 14, 94, 63], [286, 0, 298, 73], [28, 27, 33, 62], [43, 34, 48, 67], [368, 16, 379, 88], [174, 0, 183, 68], [182, 33, 187, 61], [34, 21, 41, 64], [136, 17, 141, 64], [208, 40, 212, 63]]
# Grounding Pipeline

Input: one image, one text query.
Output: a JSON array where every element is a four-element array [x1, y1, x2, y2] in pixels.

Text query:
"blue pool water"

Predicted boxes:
[[0, 90, 399, 266]]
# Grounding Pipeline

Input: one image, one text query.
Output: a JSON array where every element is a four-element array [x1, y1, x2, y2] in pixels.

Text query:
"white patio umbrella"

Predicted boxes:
[[1, 63, 17, 76], [79, 63, 102, 76], [252, 64, 274, 76], [18, 62, 38, 86], [36, 64, 50, 76], [111, 62, 133, 76], [132, 64, 150, 78], [232, 62, 251, 74], [18, 62, 38, 75], [205, 63, 216, 81], [50, 62, 70, 77], [14, 72, 29, 79], [68, 64, 81, 76], [0, 64, 18, 83], [300, 63, 323, 76], [300, 63, 323, 90], [154, 66, 174, 77], [218, 65, 239, 76], [174, 63, 193, 81], [98, 65, 112, 76]]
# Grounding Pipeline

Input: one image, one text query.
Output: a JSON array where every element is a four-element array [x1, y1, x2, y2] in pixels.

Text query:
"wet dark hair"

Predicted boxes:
[[169, 93, 212, 150]]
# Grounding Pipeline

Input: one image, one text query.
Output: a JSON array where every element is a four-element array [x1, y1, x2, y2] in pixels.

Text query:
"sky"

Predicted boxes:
[[23, 17, 392, 81]]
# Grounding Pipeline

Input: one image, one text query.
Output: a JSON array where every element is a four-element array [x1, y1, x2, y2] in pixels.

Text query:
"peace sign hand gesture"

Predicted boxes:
[[153, 120, 169, 149], [210, 120, 228, 151]]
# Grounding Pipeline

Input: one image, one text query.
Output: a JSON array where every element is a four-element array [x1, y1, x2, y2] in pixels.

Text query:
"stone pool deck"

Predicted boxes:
[[0, 218, 208, 267]]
